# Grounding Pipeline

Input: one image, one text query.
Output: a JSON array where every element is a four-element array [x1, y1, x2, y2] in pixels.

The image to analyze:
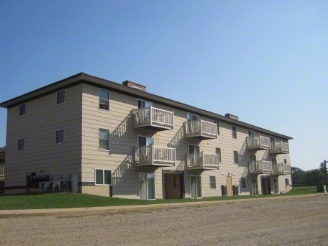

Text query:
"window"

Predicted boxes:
[[285, 178, 289, 186], [214, 121, 220, 135], [247, 130, 254, 138], [138, 136, 154, 147], [232, 126, 237, 139], [56, 90, 65, 104], [18, 138, 24, 151], [209, 176, 216, 189], [250, 154, 256, 164], [137, 99, 152, 109], [95, 169, 111, 185], [215, 148, 221, 162], [187, 113, 199, 121], [99, 89, 109, 110], [241, 177, 246, 189], [270, 137, 275, 143], [189, 145, 200, 154], [284, 159, 287, 164], [272, 157, 277, 165], [233, 151, 239, 164], [99, 129, 110, 150], [56, 130, 65, 144], [19, 104, 26, 116]]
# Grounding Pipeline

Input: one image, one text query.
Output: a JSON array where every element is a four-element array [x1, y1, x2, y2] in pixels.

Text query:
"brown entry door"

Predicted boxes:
[[165, 174, 181, 199], [226, 176, 233, 196]]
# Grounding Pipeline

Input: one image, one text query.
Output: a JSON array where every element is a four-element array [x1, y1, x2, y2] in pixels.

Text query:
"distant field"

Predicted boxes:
[[0, 186, 318, 210]]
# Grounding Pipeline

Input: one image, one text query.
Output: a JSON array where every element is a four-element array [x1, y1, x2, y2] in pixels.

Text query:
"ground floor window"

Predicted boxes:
[[241, 177, 246, 188], [285, 178, 289, 186], [190, 176, 202, 198], [95, 169, 111, 185], [139, 173, 155, 200], [209, 176, 216, 189]]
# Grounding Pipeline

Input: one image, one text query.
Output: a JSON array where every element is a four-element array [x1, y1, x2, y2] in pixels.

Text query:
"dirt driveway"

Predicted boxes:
[[0, 195, 327, 246]]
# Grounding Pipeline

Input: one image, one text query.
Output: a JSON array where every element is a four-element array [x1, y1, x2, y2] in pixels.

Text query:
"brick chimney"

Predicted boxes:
[[122, 80, 146, 92], [225, 113, 238, 120]]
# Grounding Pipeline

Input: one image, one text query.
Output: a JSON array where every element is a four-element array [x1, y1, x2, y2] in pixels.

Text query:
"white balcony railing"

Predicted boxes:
[[133, 106, 174, 130], [249, 160, 272, 174], [135, 145, 175, 166], [186, 152, 219, 169], [246, 136, 271, 149], [272, 163, 291, 175], [271, 142, 289, 154], [184, 120, 217, 138]]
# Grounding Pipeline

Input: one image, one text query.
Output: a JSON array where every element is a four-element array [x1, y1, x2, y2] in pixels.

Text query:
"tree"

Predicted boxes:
[[291, 166, 305, 186]]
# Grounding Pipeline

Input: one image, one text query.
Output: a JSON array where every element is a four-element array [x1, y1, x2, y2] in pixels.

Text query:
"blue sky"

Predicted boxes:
[[0, 0, 327, 170]]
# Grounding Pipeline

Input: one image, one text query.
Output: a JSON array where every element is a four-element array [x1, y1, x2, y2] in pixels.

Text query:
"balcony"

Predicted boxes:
[[270, 142, 289, 154], [272, 163, 291, 175], [133, 106, 174, 131], [184, 120, 217, 139], [0, 165, 4, 181], [186, 152, 219, 170], [246, 136, 271, 150], [248, 160, 272, 174], [134, 145, 175, 167]]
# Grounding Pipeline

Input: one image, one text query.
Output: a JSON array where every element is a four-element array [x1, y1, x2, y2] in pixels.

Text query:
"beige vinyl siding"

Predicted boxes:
[[5, 85, 82, 187], [81, 84, 291, 199]]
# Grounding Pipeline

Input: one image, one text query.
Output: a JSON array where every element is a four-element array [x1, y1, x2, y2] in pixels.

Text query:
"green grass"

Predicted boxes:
[[0, 186, 318, 210]]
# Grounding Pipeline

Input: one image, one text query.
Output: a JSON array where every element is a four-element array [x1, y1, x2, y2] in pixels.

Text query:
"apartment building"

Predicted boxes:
[[0, 73, 293, 199]]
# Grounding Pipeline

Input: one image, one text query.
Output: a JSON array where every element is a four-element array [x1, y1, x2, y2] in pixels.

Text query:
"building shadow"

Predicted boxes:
[[168, 125, 185, 148]]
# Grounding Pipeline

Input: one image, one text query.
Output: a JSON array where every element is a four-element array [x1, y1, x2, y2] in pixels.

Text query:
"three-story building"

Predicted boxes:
[[0, 73, 293, 199]]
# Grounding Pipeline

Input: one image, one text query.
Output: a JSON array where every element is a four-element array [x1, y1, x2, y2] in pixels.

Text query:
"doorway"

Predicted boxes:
[[272, 178, 278, 194], [190, 176, 202, 199], [165, 173, 183, 199], [139, 173, 155, 200], [251, 178, 258, 195], [226, 176, 233, 196], [261, 177, 271, 195]]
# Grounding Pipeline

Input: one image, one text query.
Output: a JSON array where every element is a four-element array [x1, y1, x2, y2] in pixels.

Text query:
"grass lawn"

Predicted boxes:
[[0, 186, 318, 210]]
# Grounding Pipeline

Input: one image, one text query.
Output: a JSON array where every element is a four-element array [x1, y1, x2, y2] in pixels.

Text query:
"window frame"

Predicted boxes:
[[214, 120, 220, 135], [215, 147, 221, 163], [95, 168, 112, 185], [137, 135, 155, 147], [18, 138, 25, 151], [233, 151, 239, 164], [137, 99, 152, 109], [188, 144, 200, 154], [270, 137, 275, 143], [241, 177, 246, 189], [247, 130, 255, 138], [232, 125, 237, 139], [19, 103, 26, 116], [187, 113, 199, 122], [99, 128, 110, 151], [99, 88, 110, 111], [55, 129, 65, 144], [285, 178, 289, 186], [284, 159, 287, 164], [56, 90, 66, 105], [209, 176, 216, 189]]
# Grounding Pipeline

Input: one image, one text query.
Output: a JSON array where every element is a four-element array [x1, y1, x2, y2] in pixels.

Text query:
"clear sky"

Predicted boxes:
[[0, 0, 327, 171]]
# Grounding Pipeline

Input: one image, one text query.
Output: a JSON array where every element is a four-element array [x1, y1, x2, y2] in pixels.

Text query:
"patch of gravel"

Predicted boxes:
[[0, 195, 327, 246]]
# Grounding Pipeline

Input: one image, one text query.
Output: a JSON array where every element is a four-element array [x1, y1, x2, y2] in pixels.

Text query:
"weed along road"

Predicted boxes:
[[0, 195, 327, 245]]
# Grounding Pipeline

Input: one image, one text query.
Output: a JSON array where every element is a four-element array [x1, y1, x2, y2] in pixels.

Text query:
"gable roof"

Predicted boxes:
[[0, 72, 293, 140]]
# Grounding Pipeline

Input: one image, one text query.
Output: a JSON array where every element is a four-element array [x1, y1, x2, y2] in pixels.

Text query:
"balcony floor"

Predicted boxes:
[[187, 166, 218, 170], [185, 134, 217, 140], [135, 162, 175, 167], [135, 124, 173, 131]]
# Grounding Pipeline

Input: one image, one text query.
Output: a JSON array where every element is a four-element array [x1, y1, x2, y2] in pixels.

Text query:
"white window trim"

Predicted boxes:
[[209, 176, 216, 189], [94, 168, 111, 186], [98, 128, 110, 151], [188, 144, 200, 154], [137, 135, 155, 147], [56, 90, 66, 105], [247, 130, 255, 138], [18, 138, 25, 151], [241, 177, 246, 189], [19, 103, 26, 116], [214, 120, 220, 135], [190, 175, 202, 199], [234, 151, 239, 164], [270, 137, 275, 143], [186, 112, 199, 121], [55, 129, 65, 145], [98, 88, 110, 111], [137, 98, 152, 108], [215, 147, 221, 163], [139, 172, 156, 200]]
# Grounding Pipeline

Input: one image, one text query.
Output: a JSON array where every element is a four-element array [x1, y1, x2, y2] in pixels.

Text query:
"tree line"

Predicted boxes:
[[291, 162, 327, 186]]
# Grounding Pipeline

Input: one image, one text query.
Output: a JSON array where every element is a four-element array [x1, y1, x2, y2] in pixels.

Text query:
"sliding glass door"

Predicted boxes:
[[139, 173, 155, 200], [190, 176, 202, 199]]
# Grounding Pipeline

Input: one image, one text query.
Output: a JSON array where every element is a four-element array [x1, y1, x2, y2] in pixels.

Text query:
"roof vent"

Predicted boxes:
[[122, 80, 146, 92], [225, 113, 238, 120]]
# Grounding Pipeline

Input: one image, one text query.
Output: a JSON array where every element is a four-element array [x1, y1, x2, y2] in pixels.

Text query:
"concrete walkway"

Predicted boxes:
[[0, 193, 325, 218]]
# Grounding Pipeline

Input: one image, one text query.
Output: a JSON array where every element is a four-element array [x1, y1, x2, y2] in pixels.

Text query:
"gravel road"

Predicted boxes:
[[1, 195, 327, 246]]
